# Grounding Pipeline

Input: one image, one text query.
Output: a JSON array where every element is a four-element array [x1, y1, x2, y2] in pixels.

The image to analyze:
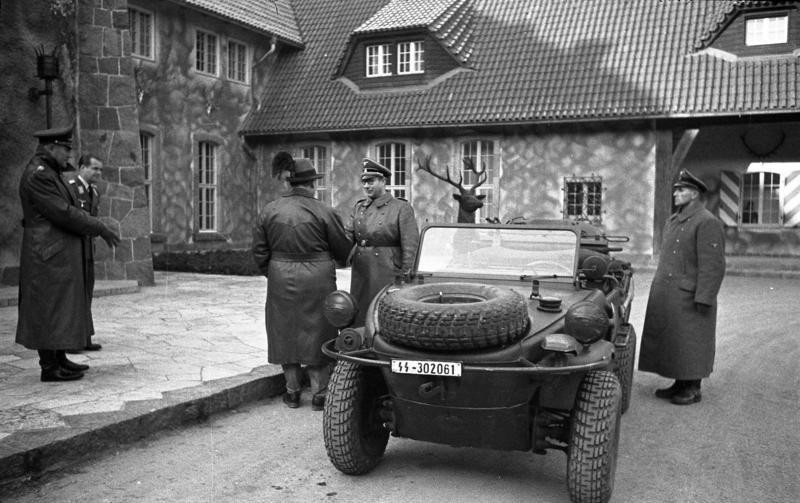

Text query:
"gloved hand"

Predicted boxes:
[[100, 225, 121, 248], [695, 302, 710, 314]]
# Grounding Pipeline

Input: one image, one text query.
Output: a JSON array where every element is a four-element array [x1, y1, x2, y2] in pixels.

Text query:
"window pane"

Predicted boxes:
[[746, 16, 788, 46]]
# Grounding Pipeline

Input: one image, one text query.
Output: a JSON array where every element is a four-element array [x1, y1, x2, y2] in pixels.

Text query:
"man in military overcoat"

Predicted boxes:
[[252, 157, 352, 410], [346, 158, 420, 326], [16, 127, 120, 382], [638, 169, 726, 405], [64, 154, 104, 351]]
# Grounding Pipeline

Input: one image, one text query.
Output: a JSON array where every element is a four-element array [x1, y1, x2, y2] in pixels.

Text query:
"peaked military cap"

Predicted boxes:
[[33, 125, 73, 148], [361, 158, 391, 180], [673, 169, 708, 193], [287, 158, 323, 183]]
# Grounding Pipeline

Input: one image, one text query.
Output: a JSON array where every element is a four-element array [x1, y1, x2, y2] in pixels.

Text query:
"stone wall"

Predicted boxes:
[[256, 124, 657, 259], [0, 0, 154, 285], [76, 0, 153, 284]]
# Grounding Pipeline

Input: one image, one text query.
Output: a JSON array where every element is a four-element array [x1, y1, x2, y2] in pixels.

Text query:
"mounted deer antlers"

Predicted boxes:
[[416, 155, 488, 223]]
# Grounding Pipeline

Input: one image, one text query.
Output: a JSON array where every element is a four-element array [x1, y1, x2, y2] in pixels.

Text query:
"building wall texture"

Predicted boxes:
[[0, 0, 154, 285]]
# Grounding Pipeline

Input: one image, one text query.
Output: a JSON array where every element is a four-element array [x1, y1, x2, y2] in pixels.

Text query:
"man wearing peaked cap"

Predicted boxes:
[[346, 158, 419, 326], [639, 167, 726, 405], [672, 169, 709, 193], [361, 158, 392, 180], [16, 125, 121, 382], [252, 157, 351, 410]]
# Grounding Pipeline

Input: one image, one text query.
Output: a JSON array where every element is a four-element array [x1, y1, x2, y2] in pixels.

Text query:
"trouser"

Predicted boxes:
[[38, 350, 71, 369], [282, 363, 330, 395], [677, 379, 702, 390]]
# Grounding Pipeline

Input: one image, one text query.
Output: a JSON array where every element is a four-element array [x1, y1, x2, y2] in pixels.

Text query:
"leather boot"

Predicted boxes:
[[283, 391, 301, 409], [57, 350, 89, 372], [39, 350, 84, 382], [671, 380, 702, 405], [655, 380, 683, 399]]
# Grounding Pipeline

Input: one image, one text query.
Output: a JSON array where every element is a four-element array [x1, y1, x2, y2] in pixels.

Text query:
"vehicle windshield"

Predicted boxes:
[[415, 226, 579, 279]]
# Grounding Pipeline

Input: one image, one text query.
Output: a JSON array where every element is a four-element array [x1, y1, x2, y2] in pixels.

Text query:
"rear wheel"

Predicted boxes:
[[567, 370, 622, 503], [614, 324, 636, 414], [323, 360, 389, 475]]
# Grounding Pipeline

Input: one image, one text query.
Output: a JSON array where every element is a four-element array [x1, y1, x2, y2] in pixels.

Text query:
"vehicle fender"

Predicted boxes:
[[537, 340, 615, 410]]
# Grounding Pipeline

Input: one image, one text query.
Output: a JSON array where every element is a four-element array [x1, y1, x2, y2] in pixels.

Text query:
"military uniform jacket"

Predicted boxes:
[[252, 187, 352, 365], [638, 199, 726, 379], [16, 151, 109, 350], [64, 172, 100, 338], [346, 193, 420, 326]]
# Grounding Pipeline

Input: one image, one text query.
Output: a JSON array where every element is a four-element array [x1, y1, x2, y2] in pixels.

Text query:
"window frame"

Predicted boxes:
[[366, 43, 393, 77], [397, 40, 424, 75], [129, 6, 155, 60], [195, 28, 219, 77], [197, 141, 219, 232], [745, 14, 789, 46], [139, 132, 154, 230], [563, 175, 604, 225], [300, 145, 331, 204], [459, 139, 498, 223], [375, 142, 410, 200], [740, 170, 783, 226], [226, 38, 249, 84]]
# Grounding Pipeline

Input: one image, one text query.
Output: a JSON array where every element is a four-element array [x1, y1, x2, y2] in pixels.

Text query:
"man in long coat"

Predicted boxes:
[[252, 158, 352, 410], [64, 154, 104, 351], [16, 127, 120, 382], [638, 169, 726, 405], [347, 158, 420, 326]]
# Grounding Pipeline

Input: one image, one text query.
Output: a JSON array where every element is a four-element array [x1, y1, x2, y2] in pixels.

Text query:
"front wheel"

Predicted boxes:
[[566, 370, 622, 503], [323, 360, 389, 475]]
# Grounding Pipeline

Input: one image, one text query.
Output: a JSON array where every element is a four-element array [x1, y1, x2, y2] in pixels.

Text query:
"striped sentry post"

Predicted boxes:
[[784, 171, 800, 227], [718, 171, 740, 226]]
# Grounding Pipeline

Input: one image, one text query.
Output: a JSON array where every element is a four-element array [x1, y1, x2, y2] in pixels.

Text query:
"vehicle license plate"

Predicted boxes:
[[391, 359, 462, 377]]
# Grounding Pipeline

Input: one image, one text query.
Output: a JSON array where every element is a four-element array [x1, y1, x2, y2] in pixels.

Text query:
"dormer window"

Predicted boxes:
[[745, 15, 788, 46], [366, 44, 392, 77], [398, 41, 424, 74], [365, 41, 425, 77]]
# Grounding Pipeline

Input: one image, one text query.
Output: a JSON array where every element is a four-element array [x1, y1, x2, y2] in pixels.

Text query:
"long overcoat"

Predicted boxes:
[[638, 198, 726, 379], [346, 193, 420, 326], [252, 187, 352, 365], [65, 173, 100, 338], [16, 151, 109, 350]]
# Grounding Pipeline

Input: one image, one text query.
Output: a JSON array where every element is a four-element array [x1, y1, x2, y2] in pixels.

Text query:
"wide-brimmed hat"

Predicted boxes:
[[673, 169, 708, 193], [361, 158, 391, 180], [34, 125, 73, 149], [287, 158, 323, 183]]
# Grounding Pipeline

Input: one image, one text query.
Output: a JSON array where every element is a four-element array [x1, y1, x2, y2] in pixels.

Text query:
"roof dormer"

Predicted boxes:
[[333, 0, 476, 92], [695, 1, 799, 60]]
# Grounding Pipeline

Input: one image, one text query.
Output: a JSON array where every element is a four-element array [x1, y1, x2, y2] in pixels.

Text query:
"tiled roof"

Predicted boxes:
[[695, 0, 798, 49], [173, 0, 303, 46], [242, 0, 800, 136]]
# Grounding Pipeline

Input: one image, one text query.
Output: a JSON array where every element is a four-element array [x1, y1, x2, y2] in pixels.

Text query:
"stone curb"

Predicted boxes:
[[0, 365, 285, 493]]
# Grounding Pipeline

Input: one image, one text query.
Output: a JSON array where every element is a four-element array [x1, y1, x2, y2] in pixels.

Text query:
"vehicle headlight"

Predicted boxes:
[[335, 327, 364, 351], [323, 290, 358, 328], [563, 300, 610, 344]]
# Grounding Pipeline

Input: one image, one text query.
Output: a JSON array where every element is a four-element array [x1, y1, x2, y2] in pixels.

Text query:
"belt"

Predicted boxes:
[[271, 251, 332, 262], [356, 239, 398, 247]]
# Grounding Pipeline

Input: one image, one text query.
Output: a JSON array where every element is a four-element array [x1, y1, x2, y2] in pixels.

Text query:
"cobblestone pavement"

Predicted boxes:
[[0, 270, 352, 487]]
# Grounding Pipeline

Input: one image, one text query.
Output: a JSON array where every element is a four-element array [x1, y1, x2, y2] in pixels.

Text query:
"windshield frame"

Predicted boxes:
[[413, 223, 580, 282]]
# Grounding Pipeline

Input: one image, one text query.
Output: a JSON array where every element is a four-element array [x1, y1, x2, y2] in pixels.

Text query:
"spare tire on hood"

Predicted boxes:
[[376, 282, 529, 351]]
